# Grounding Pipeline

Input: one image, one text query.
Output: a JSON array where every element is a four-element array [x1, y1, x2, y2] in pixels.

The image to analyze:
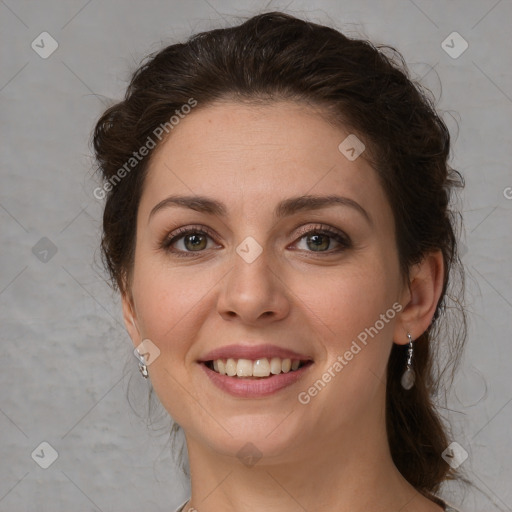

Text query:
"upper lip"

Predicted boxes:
[[198, 344, 312, 362]]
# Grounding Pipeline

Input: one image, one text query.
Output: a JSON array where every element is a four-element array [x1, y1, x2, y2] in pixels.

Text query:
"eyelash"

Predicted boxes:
[[160, 224, 351, 257]]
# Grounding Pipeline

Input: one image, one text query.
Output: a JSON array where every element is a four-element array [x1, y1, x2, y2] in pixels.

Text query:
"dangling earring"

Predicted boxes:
[[400, 332, 415, 390], [134, 347, 149, 379], [130, 317, 149, 379]]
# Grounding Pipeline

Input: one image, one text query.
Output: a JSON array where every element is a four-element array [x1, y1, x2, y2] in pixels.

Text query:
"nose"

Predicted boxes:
[[216, 243, 291, 325]]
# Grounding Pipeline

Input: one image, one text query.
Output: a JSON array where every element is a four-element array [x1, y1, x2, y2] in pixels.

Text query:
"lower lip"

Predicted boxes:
[[199, 362, 312, 398]]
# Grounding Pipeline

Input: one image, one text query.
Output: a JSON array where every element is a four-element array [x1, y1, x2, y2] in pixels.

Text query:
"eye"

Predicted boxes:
[[160, 223, 351, 257], [161, 225, 219, 256], [292, 224, 351, 253]]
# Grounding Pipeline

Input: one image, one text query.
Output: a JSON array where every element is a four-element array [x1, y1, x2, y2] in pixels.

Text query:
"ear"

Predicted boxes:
[[393, 250, 444, 345], [121, 291, 141, 349]]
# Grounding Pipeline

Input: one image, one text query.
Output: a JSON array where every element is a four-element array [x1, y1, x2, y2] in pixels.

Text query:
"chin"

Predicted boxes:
[[196, 413, 312, 465]]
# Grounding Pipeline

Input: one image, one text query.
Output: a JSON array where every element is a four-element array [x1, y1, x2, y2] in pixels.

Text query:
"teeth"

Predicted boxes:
[[210, 357, 305, 377], [253, 358, 271, 377], [236, 359, 253, 377], [225, 358, 237, 376], [270, 357, 282, 375]]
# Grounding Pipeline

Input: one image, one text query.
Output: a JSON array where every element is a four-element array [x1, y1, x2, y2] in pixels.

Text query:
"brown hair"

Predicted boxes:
[[93, 11, 466, 496]]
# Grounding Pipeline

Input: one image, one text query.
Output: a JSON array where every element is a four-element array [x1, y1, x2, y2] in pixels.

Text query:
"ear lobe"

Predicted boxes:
[[393, 250, 444, 345], [121, 292, 141, 348]]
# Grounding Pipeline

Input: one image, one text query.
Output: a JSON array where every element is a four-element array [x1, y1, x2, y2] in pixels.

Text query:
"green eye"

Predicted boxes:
[[162, 227, 216, 255], [294, 226, 351, 253], [161, 224, 351, 257]]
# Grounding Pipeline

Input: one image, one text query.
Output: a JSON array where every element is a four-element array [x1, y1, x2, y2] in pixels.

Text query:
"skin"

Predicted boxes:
[[122, 101, 445, 512]]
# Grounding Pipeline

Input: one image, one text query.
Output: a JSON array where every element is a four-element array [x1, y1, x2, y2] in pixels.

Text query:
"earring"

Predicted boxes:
[[400, 332, 415, 390], [133, 347, 149, 379], [130, 318, 149, 379]]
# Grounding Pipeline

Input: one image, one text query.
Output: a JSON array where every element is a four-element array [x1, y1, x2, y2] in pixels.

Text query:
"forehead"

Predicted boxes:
[[150, 100, 350, 169], [140, 100, 390, 223]]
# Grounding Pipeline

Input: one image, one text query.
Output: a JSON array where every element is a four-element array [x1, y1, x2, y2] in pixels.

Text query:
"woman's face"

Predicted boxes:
[[124, 100, 410, 462]]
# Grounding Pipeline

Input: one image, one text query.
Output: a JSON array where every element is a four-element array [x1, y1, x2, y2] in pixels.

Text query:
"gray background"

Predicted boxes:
[[1, 1, 511, 511]]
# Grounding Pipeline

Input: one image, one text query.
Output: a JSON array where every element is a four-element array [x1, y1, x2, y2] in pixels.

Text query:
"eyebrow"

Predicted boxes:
[[149, 194, 372, 226]]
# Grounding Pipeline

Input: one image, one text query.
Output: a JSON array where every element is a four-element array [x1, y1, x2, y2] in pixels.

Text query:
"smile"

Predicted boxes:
[[205, 357, 310, 378], [198, 343, 313, 397]]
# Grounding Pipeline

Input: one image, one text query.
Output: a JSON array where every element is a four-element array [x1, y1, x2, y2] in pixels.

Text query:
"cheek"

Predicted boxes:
[[292, 257, 400, 400], [130, 263, 211, 421], [294, 262, 395, 339], [287, 264, 398, 428], [131, 261, 207, 354]]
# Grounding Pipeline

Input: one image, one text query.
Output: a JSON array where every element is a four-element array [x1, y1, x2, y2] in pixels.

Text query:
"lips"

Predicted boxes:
[[197, 344, 313, 397]]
